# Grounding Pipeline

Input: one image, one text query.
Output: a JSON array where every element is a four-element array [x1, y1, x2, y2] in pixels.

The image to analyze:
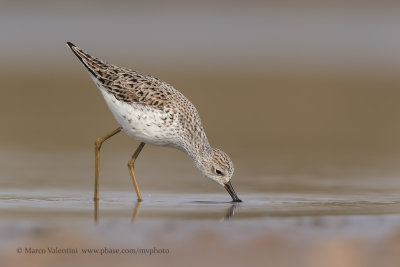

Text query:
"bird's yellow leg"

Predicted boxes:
[[94, 127, 122, 200], [128, 142, 146, 201]]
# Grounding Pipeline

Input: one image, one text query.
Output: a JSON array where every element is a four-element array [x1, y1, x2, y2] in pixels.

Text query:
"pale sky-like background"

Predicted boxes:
[[1, 1, 400, 71]]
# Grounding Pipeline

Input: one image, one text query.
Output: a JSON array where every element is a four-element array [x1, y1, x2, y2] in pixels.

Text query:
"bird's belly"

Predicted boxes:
[[101, 91, 178, 146]]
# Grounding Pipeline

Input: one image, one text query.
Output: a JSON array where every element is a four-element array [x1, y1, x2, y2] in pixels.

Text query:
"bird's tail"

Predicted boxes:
[[66, 42, 108, 78]]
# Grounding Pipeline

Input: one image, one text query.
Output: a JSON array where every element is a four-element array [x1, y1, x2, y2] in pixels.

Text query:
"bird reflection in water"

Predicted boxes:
[[94, 201, 238, 223], [221, 204, 238, 221], [94, 200, 99, 223], [131, 201, 141, 223]]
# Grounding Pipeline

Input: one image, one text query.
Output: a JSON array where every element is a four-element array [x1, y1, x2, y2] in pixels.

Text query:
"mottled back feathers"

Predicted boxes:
[[67, 42, 172, 110]]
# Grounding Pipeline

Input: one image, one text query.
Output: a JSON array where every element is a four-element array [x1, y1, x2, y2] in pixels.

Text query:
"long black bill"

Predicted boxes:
[[224, 181, 242, 202]]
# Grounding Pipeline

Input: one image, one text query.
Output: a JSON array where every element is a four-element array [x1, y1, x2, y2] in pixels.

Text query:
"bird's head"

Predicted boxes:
[[195, 148, 241, 202]]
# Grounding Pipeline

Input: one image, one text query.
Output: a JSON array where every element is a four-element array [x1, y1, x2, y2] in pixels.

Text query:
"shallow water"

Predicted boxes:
[[2, 148, 400, 222], [2, 149, 400, 267], [2, 190, 400, 222], [2, 191, 400, 267]]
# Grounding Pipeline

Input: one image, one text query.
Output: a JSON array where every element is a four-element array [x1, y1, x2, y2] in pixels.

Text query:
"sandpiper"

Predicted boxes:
[[67, 42, 241, 202]]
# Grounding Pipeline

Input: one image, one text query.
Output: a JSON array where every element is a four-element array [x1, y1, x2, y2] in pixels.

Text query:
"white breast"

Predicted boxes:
[[100, 90, 179, 147]]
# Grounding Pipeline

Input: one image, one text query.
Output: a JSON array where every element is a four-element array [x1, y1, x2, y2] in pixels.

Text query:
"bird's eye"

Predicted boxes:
[[215, 169, 223, 175]]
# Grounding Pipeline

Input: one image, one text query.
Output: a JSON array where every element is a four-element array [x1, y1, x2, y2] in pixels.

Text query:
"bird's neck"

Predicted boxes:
[[187, 144, 212, 174], [178, 128, 211, 171]]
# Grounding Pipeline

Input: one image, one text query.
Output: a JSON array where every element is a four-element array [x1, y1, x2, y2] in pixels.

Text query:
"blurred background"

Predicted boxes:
[[1, 0, 400, 193], [3, 1, 400, 267]]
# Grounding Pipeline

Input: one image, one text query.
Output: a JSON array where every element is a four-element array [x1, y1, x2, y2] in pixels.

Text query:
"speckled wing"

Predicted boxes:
[[67, 42, 172, 111]]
